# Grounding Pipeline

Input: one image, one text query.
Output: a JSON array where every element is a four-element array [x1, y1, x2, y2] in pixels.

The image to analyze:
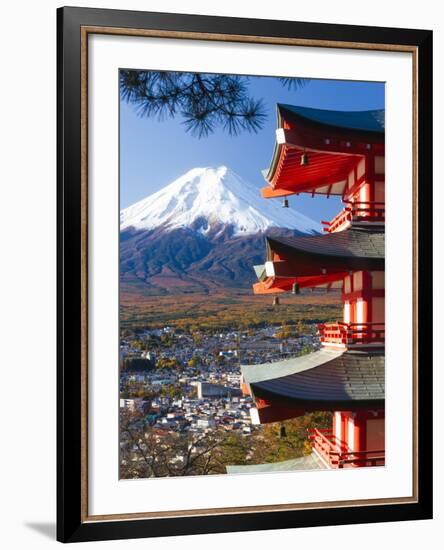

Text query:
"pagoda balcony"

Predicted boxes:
[[321, 202, 385, 233], [309, 428, 385, 468], [318, 321, 385, 349]]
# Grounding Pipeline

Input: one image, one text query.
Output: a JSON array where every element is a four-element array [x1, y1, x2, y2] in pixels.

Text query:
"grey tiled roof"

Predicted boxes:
[[226, 453, 326, 474], [267, 227, 385, 262], [278, 104, 385, 134], [242, 349, 344, 384], [246, 350, 385, 407]]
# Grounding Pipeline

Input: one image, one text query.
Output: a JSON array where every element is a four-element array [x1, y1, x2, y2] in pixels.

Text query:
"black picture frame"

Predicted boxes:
[[57, 6, 433, 543]]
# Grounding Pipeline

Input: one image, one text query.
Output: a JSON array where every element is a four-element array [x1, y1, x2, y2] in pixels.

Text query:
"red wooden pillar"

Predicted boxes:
[[365, 154, 376, 204], [361, 270, 373, 327], [352, 412, 368, 466], [342, 412, 350, 451]]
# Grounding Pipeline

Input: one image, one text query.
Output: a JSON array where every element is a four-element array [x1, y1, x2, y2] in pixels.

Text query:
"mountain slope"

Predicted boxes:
[[120, 166, 320, 295], [120, 166, 320, 235]]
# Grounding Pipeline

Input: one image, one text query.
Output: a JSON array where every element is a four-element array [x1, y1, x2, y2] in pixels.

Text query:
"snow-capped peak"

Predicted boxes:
[[120, 166, 320, 235]]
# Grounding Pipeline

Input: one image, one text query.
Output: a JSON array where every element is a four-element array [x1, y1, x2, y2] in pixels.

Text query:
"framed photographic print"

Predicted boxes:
[[57, 6, 433, 543]]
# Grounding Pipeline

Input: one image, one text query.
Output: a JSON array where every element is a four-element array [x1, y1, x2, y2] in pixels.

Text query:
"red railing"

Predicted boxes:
[[322, 201, 385, 233], [308, 428, 385, 468], [318, 322, 385, 347]]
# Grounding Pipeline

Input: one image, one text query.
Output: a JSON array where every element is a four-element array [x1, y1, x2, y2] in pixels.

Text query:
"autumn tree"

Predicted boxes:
[[246, 412, 332, 465], [156, 357, 181, 370], [187, 355, 202, 368], [120, 410, 237, 478], [160, 384, 182, 400]]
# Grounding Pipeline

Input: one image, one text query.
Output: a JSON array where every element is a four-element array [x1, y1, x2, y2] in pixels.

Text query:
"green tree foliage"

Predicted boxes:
[[296, 320, 309, 334], [246, 412, 332, 465], [119, 409, 332, 478], [298, 344, 313, 357], [156, 357, 181, 370], [187, 355, 202, 368], [160, 333, 176, 347], [191, 332, 202, 346], [120, 294, 341, 333], [120, 70, 307, 138], [160, 384, 182, 400], [218, 433, 249, 466], [274, 329, 292, 339]]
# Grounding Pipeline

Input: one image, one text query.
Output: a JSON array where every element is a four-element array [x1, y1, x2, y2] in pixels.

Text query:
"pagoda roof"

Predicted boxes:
[[252, 228, 384, 294], [242, 349, 385, 410], [242, 349, 344, 383], [268, 227, 385, 262], [278, 104, 385, 134], [262, 104, 385, 198], [256, 228, 384, 290], [226, 453, 326, 474], [253, 273, 345, 294]]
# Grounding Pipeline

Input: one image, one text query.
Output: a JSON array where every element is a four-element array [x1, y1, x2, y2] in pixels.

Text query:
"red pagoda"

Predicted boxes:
[[240, 104, 385, 471]]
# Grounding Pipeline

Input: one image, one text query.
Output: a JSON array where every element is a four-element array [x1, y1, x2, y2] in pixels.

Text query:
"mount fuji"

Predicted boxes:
[[120, 166, 319, 236], [120, 166, 320, 294]]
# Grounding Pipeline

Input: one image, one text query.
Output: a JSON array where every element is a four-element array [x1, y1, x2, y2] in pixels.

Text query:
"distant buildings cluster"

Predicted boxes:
[[119, 325, 319, 442]]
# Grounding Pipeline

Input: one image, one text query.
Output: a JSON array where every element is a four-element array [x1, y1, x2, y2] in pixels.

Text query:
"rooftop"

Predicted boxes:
[[252, 228, 385, 293], [242, 350, 385, 409], [278, 104, 385, 134], [226, 452, 326, 474], [262, 104, 385, 198], [267, 227, 385, 262]]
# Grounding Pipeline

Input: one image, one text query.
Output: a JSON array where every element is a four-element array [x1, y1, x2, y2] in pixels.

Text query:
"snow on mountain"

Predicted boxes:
[[120, 166, 320, 235]]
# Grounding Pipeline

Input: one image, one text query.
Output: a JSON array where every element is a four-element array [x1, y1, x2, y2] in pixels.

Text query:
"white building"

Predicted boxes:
[[119, 398, 144, 412]]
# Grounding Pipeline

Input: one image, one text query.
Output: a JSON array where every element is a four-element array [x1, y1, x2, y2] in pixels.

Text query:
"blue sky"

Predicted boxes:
[[120, 74, 384, 222]]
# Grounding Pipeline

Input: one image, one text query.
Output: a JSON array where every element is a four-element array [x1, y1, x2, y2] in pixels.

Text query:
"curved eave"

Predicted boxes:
[[253, 279, 288, 294], [243, 350, 385, 414], [253, 273, 346, 295], [266, 229, 385, 264], [277, 104, 385, 135], [242, 349, 344, 384], [264, 106, 286, 184], [263, 104, 384, 197], [264, 253, 384, 278], [252, 230, 384, 294], [264, 143, 362, 198], [252, 386, 385, 412]]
